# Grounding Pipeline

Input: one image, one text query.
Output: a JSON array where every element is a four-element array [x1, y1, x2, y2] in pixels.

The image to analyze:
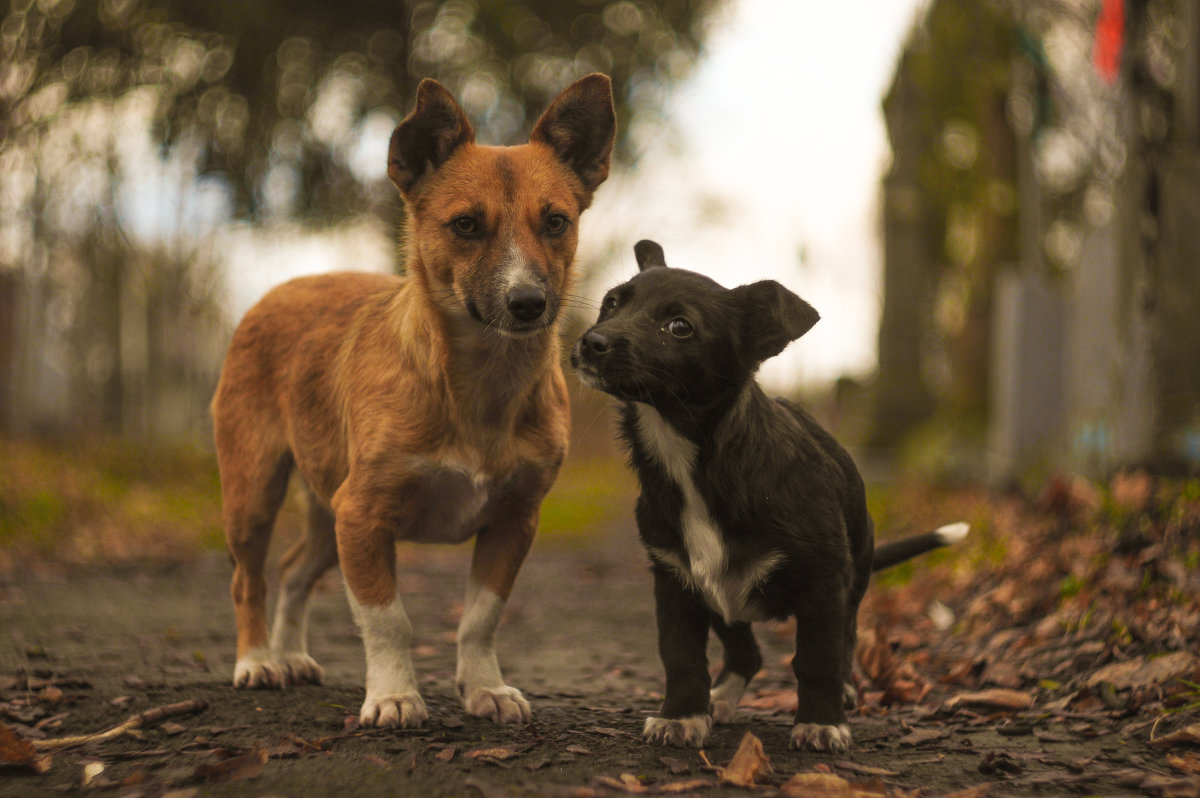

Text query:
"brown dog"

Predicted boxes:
[[210, 74, 615, 728]]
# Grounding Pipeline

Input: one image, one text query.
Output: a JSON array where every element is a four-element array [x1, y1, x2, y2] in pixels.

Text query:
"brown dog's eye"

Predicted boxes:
[[545, 213, 569, 236], [451, 216, 479, 237], [665, 318, 693, 338]]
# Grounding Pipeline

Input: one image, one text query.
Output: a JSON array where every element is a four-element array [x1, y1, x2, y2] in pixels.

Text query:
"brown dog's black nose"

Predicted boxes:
[[580, 329, 612, 357], [507, 286, 546, 322]]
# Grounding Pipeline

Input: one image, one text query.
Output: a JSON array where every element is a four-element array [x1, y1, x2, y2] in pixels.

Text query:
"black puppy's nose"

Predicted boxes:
[[580, 329, 612, 357], [507, 286, 546, 322]]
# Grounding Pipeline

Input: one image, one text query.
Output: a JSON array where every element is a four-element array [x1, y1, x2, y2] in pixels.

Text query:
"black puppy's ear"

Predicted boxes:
[[530, 73, 616, 200], [388, 79, 475, 196], [731, 281, 820, 363], [633, 239, 667, 271]]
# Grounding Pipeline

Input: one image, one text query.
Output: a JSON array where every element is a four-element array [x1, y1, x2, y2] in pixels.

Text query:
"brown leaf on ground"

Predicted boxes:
[[0, 721, 51, 774], [467, 746, 520, 761], [943, 688, 1034, 712], [1086, 652, 1199, 690], [594, 774, 713, 795], [718, 731, 773, 787], [193, 747, 268, 783], [741, 688, 798, 713], [1151, 724, 1200, 748], [858, 628, 932, 705], [781, 772, 893, 797], [943, 786, 991, 798], [1168, 753, 1200, 775], [436, 745, 457, 763]]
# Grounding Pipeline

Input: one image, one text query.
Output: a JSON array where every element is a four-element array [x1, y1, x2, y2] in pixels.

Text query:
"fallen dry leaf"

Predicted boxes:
[[1168, 753, 1200, 775], [782, 771, 892, 797], [943, 688, 1033, 712], [1152, 724, 1200, 748], [858, 627, 932, 705], [718, 731, 772, 787], [1086, 652, 1199, 691], [0, 721, 51, 774], [741, 688, 798, 713], [467, 746, 520, 761], [436, 746, 457, 763], [193, 747, 268, 783]]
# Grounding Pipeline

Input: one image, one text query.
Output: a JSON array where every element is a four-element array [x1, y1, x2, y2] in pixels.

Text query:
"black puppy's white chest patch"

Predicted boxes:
[[633, 404, 781, 623]]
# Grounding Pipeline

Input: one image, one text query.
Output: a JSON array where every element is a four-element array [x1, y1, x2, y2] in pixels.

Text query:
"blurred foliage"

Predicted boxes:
[[0, 436, 225, 572], [2, 0, 720, 219], [0, 0, 723, 437]]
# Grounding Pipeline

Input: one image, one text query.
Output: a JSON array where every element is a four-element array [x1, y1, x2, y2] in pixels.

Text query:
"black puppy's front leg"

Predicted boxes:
[[791, 600, 852, 753], [644, 565, 712, 747]]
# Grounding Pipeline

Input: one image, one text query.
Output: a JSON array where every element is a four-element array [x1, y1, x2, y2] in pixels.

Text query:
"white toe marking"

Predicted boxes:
[[643, 715, 712, 748], [710, 674, 748, 724], [233, 647, 285, 689], [790, 722, 852, 752]]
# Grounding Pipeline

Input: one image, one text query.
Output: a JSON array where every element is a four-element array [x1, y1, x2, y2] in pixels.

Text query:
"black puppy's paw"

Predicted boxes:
[[790, 722, 851, 752], [643, 715, 712, 747], [710, 674, 749, 724]]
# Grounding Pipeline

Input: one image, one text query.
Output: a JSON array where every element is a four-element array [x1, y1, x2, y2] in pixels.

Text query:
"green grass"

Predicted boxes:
[[0, 436, 226, 569], [538, 456, 637, 542]]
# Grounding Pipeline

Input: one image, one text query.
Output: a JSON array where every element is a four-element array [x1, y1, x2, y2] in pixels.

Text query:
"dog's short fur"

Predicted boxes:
[[571, 240, 966, 752], [211, 75, 615, 728]]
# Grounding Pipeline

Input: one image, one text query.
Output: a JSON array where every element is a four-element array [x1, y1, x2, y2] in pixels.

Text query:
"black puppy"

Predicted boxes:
[[571, 240, 967, 752]]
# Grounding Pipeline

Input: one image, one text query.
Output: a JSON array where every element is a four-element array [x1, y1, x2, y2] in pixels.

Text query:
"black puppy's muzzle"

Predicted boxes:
[[577, 329, 612, 359]]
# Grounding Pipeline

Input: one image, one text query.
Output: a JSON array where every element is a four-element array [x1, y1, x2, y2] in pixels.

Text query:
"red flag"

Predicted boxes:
[[1093, 0, 1125, 84]]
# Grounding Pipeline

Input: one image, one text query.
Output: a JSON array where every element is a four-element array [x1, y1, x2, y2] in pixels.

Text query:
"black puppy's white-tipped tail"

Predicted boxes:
[[872, 522, 969, 572]]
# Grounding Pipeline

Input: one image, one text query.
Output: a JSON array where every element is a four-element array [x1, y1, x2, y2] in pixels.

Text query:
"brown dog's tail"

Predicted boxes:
[[872, 522, 969, 572]]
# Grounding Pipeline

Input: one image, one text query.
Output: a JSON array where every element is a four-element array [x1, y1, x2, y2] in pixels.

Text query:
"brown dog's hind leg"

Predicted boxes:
[[268, 482, 337, 685], [219, 444, 292, 689]]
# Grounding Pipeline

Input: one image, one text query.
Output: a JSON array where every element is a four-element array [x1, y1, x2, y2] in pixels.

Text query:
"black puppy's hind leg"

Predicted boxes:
[[710, 616, 761, 724], [645, 566, 712, 747], [791, 601, 852, 753]]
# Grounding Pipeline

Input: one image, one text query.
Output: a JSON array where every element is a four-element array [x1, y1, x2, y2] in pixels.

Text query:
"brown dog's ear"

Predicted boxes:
[[634, 240, 666, 271], [388, 79, 475, 195], [731, 281, 820, 363], [530, 73, 616, 197]]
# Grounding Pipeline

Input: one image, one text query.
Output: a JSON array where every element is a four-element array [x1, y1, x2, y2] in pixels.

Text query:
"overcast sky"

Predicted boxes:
[[579, 0, 927, 389]]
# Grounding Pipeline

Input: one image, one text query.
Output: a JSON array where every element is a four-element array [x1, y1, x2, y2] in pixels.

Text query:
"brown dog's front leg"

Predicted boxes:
[[334, 482, 428, 729], [454, 512, 537, 723]]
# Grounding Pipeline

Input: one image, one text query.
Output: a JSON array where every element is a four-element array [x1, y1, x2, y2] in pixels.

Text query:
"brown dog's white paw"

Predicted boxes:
[[233, 649, 286, 689], [643, 715, 712, 747], [462, 686, 532, 724], [359, 692, 429, 728], [278, 652, 324, 685], [790, 722, 851, 752]]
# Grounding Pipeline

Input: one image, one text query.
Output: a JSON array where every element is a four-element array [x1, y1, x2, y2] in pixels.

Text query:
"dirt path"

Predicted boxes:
[[0, 523, 1194, 797]]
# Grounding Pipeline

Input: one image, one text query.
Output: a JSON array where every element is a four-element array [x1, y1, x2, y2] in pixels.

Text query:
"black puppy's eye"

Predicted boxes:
[[545, 213, 569, 236], [665, 318, 693, 338], [601, 294, 617, 313], [451, 215, 479, 237]]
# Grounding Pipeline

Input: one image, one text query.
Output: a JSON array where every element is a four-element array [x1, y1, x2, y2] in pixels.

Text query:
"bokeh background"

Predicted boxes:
[[2, 0, 1199, 568]]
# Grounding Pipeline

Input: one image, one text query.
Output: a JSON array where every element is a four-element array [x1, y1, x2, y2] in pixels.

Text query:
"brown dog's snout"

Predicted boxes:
[[506, 286, 547, 322]]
